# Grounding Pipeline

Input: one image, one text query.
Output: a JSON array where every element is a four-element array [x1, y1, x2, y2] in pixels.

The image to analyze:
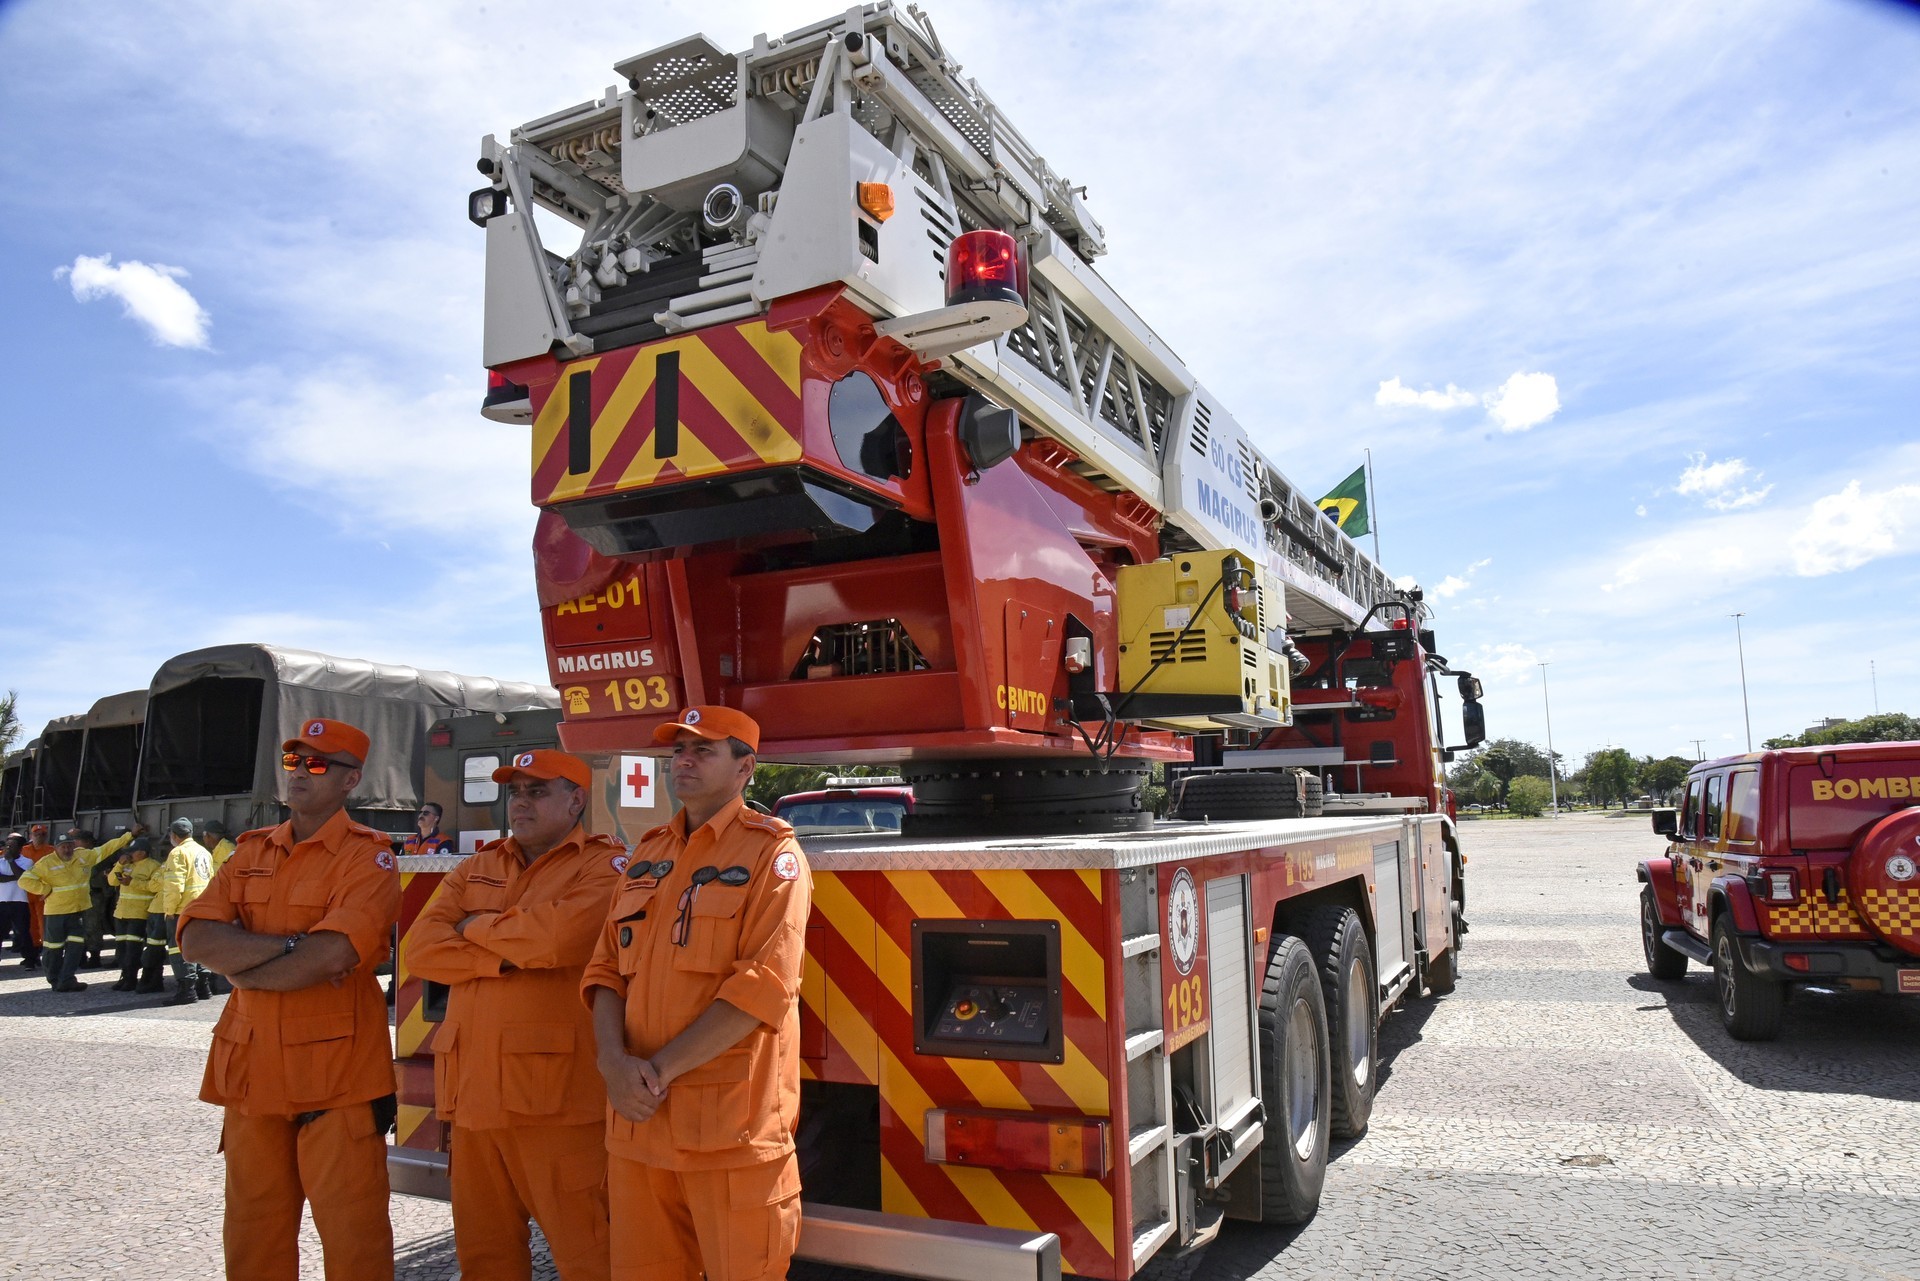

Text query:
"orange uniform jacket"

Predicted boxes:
[[405, 826, 626, 1129], [181, 811, 402, 1115], [580, 797, 811, 1170]]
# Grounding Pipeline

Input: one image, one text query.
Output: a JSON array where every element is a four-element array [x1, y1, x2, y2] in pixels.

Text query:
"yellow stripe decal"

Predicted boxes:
[[974, 870, 1107, 1019]]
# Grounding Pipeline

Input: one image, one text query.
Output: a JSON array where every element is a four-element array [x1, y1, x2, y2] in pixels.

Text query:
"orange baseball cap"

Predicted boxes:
[[282, 717, 371, 766], [651, 705, 761, 753], [491, 748, 591, 789]]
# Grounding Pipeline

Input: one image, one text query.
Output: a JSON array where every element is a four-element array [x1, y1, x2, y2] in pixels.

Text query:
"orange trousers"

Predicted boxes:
[[607, 1152, 800, 1281], [221, 1104, 394, 1281], [451, 1121, 610, 1281], [27, 895, 42, 947]]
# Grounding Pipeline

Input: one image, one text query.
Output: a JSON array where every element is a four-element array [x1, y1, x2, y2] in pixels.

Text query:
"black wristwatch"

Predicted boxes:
[[283, 934, 302, 956]]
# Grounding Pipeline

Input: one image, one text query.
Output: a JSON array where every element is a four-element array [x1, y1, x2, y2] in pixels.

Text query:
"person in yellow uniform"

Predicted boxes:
[[20, 825, 138, 991], [203, 819, 236, 871], [199, 820, 239, 993], [105, 836, 164, 990], [152, 817, 215, 1004]]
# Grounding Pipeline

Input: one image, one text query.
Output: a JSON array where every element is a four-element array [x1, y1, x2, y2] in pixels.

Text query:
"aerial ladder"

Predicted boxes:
[[434, 7, 1485, 1277]]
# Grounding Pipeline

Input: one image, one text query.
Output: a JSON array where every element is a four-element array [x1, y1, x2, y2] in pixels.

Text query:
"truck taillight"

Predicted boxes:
[[924, 1108, 1110, 1179], [428, 727, 453, 748], [1754, 869, 1798, 903], [945, 230, 1028, 309]]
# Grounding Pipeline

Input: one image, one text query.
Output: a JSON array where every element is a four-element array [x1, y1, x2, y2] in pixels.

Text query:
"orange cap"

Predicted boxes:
[[651, 705, 761, 753], [491, 748, 591, 789], [282, 717, 371, 766]]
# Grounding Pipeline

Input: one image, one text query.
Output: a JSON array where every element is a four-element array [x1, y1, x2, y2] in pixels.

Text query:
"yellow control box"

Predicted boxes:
[[1115, 549, 1290, 731]]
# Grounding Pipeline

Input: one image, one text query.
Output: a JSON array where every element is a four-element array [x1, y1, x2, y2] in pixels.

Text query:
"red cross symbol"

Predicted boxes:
[[627, 761, 649, 793]]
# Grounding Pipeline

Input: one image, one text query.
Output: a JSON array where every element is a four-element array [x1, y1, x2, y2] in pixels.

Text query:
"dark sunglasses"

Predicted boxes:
[[281, 752, 346, 775]]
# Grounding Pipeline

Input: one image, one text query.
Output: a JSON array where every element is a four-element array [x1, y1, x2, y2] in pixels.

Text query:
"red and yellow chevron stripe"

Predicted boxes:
[[803, 868, 1120, 1277], [531, 320, 804, 508], [394, 866, 454, 1155]]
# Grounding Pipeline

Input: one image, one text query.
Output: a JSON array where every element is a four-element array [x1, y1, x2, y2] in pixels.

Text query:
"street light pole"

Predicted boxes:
[[1539, 661, 1559, 817], [1690, 738, 1706, 762], [1731, 613, 1753, 752]]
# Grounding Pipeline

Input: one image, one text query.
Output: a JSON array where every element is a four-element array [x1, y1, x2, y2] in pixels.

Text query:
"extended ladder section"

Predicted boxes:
[[478, 2, 1408, 632]]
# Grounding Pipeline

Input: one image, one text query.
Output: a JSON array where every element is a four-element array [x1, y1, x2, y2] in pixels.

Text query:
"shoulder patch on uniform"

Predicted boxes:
[[773, 850, 801, 881], [376, 850, 396, 871], [610, 853, 630, 874]]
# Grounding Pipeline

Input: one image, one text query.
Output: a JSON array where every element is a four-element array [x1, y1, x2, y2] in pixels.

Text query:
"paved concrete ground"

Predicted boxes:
[[2, 813, 1916, 1278]]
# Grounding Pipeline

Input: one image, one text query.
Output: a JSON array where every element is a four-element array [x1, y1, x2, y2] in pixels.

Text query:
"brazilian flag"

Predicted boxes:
[[1318, 465, 1370, 537]]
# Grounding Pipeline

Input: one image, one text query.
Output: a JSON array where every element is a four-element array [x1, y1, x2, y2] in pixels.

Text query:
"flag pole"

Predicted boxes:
[[1364, 447, 1382, 564]]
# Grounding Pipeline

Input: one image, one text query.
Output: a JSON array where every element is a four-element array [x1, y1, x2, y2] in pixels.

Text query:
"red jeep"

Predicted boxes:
[[1639, 743, 1920, 1040]]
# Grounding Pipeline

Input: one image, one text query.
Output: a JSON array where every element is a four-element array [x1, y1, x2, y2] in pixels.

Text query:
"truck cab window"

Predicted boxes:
[[1681, 779, 1700, 839], [1704, 774, 1724, 841]]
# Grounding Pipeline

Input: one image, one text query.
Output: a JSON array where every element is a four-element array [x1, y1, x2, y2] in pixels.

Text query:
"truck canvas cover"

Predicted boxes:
[[76, 690, 147, 812], [140, 645, 558, 812]]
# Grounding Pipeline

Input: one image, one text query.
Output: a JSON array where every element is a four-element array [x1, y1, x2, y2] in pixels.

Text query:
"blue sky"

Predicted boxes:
[[2, 0, 1917, 768]]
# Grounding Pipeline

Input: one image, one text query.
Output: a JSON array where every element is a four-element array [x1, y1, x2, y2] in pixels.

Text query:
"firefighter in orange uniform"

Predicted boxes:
[[406, 749, 625, 1281], [179, 717, 403, 1281], [582, 705, 812, 1281], [23, 823, 54, 956]]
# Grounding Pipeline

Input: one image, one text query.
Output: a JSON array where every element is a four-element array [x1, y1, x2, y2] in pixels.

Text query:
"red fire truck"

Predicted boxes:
[[1640, 743, 1920, 1041], [396, 6, 1489, 1277]]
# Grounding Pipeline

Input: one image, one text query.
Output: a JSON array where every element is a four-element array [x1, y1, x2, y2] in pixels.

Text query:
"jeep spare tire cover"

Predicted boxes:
[[1849, 807, 1920, 957]]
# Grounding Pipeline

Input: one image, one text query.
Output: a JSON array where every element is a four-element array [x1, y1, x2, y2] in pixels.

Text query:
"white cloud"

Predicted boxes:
[[56, 252, 210, 348], [1596, 468, 1920, 598], [1375, 377, 1478, 411], [1484, 371, 1561, 432], [193, 362, 532, 558], [1790, 480, 1920, 576], [1675, 452, 1773, 510], [1430, 557, 1492, 599], [1463, 642, 1541, 684], [1635, 504, 1647, 517]]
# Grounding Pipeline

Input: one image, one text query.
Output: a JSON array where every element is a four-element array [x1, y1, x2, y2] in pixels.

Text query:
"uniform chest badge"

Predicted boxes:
[[773, 851, 800, 882]]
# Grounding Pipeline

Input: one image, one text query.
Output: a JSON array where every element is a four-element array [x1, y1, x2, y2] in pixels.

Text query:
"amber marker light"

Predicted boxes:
[[857, 182, 895, 222]]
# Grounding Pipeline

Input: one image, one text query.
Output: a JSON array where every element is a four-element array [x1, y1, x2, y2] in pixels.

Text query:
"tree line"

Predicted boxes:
[[1447, 711, 1915, 818]]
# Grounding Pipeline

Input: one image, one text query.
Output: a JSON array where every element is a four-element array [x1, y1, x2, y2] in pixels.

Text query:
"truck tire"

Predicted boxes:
[[1711, 912, 1783, 1041], [1172, 771, 1310, 821], [1301, 773, 1325, 817], [1305, 905, 1376, 1139], [1640, 886, 1688, 980], [1255, 934, 1331, 1224]]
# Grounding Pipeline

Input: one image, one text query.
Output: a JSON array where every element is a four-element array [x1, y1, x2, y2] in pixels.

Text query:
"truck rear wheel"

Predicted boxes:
[[1255, 934, 1331, 1224], [1641, 886, 1688, 980], [1305, 905, 1375, 1139], [1711, 913, 1783, 1041]]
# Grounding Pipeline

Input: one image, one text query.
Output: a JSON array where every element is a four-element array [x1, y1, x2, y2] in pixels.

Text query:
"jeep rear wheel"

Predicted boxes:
[[1711, 913, 1783, 1041], [1641, 886, 1688, 980]]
